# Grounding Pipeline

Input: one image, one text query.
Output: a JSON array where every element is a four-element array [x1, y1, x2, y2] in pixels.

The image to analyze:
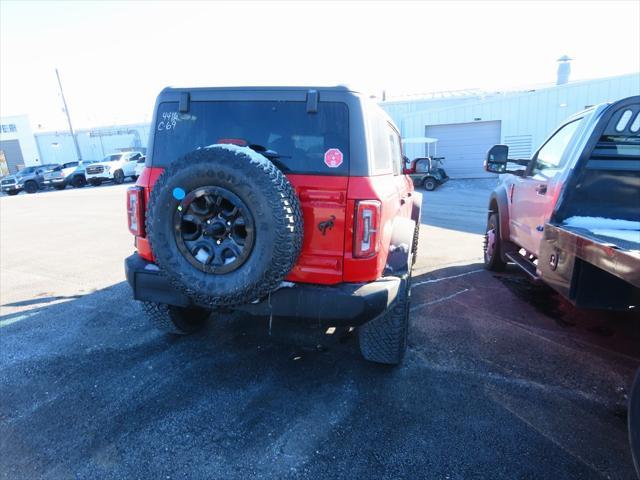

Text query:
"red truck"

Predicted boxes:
[[483, 95, 639, 310]]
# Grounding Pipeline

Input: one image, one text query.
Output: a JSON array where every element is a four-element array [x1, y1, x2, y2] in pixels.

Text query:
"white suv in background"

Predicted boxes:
[[85, 151, 144, 186]]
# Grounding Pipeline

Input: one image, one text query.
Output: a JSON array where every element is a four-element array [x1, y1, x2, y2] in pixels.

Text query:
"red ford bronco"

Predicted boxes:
[[125, 86, 422, 364]]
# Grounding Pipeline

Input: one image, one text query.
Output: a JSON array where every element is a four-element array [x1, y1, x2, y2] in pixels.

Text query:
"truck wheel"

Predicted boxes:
[[113, 170, 125, 184], [142, 302, 210, 334], [423, 177, 436, 191], [146, 145, 303, 307], [24, 181, 38, 194], [484, 212, 507, 271], [72, 176, 86, 188], [358, 261, 412, 365]]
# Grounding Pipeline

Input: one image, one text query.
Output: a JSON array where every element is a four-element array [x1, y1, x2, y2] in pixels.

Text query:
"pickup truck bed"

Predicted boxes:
[[489, 95, 640, 310], [567, 227, 639, 253], [539, 223, 640, 309]]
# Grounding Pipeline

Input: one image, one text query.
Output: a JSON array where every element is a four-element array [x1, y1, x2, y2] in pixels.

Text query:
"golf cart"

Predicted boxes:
[[402, 137, 449, 191]]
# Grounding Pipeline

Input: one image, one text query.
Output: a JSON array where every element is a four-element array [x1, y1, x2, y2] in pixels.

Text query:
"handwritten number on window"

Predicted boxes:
[[157, 112, 179, 132]]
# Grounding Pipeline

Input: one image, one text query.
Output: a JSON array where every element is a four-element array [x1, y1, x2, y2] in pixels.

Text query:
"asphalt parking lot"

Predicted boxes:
[[1, 180, 639, 479]]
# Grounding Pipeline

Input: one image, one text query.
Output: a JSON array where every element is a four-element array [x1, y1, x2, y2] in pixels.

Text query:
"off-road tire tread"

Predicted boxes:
[[411, 219, 420, 266], [141, 301, 209, 334], [358, 272, 411, 365], [146, 147, 303, 307]]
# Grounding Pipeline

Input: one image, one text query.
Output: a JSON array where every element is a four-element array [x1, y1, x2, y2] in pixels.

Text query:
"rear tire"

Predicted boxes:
[[484, 211, 507, 271], [358, 259, 412, 365], [24, 181, 38, 194], [423, 177, 436, 191], [142, 302, 210, 334]]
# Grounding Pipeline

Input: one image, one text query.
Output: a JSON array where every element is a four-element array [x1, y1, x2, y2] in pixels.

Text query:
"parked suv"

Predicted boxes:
[[125, 86, 422, 364], [1, 164, 59, 195], [85, 151, 144, 186]]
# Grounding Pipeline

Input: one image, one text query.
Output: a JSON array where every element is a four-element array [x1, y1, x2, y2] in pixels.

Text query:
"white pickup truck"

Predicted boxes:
[[85, 151, 144, 186], [482, 95, 639, 310]]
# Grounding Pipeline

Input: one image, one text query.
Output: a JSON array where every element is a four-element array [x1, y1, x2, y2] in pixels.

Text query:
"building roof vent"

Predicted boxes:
[[556, 55, 572, 85]]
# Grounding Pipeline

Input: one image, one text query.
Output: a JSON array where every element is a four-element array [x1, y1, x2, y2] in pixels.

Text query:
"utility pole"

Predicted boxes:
[[55, 68, 82, 162]]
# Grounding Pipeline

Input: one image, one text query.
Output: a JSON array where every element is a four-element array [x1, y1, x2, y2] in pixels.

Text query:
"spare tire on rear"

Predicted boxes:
[[146, 145, 303, 307]]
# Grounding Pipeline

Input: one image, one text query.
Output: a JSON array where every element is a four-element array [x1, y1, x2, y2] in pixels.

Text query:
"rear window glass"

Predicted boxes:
[[152, 101, 349, 175]]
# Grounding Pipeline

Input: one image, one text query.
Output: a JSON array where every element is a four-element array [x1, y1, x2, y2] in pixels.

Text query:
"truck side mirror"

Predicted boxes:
[[484, 145, 509, 173], [402, 155, 412, 174]]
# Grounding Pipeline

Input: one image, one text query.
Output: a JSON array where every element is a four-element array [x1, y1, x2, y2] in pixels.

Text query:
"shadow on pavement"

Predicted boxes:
[[0, 265, 638, 479], [2, 295, 83, 308]]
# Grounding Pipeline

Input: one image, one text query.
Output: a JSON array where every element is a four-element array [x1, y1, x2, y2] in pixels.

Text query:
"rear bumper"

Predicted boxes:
[[125, 253, 402, 327]]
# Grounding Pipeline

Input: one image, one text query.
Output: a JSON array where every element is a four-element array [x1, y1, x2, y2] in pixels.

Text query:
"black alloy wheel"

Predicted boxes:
[[175, 186, 255, 274]]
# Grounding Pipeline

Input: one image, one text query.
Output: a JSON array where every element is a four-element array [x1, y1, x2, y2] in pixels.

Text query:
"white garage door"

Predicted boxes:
[[425, 121, 501, 179]]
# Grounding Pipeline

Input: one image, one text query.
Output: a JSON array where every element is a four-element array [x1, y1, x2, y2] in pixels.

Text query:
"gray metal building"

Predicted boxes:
[[35, 123, 150, 164], [0, 115, 40, 174], [381, 72, 640, 178]]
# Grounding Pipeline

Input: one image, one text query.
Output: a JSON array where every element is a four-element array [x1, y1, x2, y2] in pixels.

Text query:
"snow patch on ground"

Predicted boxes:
[[205, 144, 272, 168], [563, 216, 640, 231]]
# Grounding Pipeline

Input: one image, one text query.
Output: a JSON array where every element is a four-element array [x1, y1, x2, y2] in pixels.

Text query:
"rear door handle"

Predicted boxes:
[[536, 184, 547, 195]]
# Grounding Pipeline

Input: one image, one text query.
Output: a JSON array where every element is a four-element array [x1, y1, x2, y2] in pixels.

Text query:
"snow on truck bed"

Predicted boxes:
[[563, 216, 640, 247]]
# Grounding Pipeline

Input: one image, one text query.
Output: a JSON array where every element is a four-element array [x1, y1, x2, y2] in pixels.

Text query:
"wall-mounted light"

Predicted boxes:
[[473, 117, 482, 121], [51, 142, 60, 148], [559, 103, 567, 108]]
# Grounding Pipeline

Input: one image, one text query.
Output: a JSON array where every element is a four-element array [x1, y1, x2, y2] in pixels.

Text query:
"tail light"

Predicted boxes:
[[127, 186, 145, 236], [354, 200, 381, 258]]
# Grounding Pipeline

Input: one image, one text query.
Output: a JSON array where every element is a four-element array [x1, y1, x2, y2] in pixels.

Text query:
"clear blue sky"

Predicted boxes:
[[1, 0, 639, 130]]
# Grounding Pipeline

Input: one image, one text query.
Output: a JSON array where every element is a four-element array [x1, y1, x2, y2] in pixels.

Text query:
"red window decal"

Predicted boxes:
[[324, 148, 343, 168]]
